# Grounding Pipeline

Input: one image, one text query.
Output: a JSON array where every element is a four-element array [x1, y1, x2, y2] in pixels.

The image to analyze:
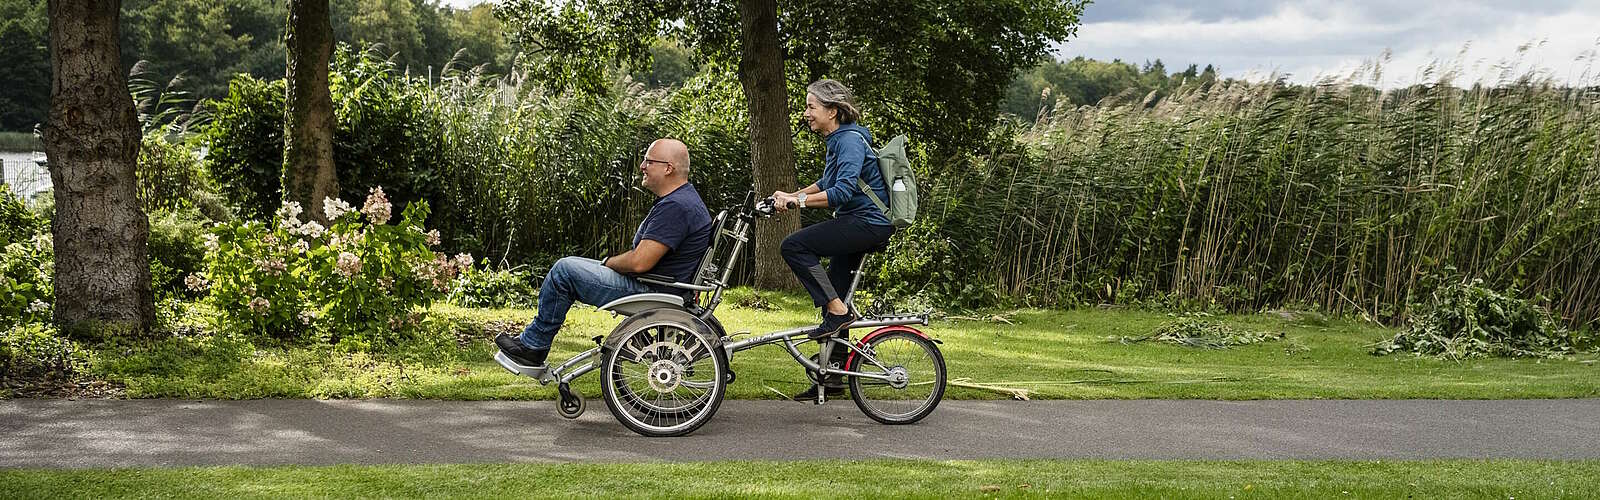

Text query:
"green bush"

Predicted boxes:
[[201, 74, 285, 220], [449, 267, 538, 309], [1373, 280, 1589, 359], [200, 187, 470, 348], [147, 207, 210, 300], [203, 46, 451, 222], [0, 184, 43, 247], [138, 134, 231, 220], [0, 233, 52, 329], [0, 323, 88, 382], [330, 47, 448, 220]]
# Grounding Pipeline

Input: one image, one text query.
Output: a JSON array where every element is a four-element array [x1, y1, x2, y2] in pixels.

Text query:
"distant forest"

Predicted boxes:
[[0, 0, 1217, 132]]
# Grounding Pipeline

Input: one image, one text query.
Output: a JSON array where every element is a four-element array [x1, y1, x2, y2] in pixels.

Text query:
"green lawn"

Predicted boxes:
[[2, 459, 1596, 499], [85, 289, 1600, 400]]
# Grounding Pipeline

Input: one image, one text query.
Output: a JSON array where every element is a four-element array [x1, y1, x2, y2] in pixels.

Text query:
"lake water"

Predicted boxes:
[[1, 151, 51, 199]]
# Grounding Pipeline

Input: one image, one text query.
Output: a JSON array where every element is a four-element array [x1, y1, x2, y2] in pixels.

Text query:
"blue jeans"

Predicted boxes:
[[518, 257, 653, 350]]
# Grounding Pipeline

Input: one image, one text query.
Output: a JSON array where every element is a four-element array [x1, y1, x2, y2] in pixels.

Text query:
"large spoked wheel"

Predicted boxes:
[[600, 309, 728, 437], [847, 330, 946, 425]]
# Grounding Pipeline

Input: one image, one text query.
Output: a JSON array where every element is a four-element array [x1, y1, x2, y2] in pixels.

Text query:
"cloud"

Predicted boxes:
[[1058, 0, 1600, 87]]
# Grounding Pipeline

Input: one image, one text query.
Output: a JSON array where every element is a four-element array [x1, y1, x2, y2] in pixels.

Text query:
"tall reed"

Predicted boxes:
[[956, 74, 1600, 327]]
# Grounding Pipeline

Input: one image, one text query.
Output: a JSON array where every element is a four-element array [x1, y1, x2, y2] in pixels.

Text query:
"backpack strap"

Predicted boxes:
[[858, 178, 888, 213], [839, 129, 889, 213]]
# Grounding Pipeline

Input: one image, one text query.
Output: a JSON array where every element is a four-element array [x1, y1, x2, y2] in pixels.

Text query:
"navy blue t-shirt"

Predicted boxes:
[[631, 182, 713, 284]]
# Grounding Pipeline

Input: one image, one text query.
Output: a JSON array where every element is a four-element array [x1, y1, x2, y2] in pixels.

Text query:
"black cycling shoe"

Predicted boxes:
[[806, 310, 859, 340], [791, 384, 846, 402], [494, 333, 550, 367]]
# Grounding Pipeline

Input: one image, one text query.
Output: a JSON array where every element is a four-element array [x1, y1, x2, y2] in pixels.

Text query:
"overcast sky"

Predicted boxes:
[[445, 0, 1600, 87], [1065, 0, 1600, 87]]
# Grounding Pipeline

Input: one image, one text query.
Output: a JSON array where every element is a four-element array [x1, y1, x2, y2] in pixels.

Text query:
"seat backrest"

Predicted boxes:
[[691, 210, 730, 287]]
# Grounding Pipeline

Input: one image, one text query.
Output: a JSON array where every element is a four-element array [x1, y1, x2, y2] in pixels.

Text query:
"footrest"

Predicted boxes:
[[495, 350, 554, 384]]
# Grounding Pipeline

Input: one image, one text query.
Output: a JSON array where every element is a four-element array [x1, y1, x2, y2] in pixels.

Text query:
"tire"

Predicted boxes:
[[599, 308, 728, 437], [847, 330, 946, 425]]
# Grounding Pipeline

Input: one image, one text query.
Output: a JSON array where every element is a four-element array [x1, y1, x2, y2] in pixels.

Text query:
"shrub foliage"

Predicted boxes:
[[198, 188, 470, 347]]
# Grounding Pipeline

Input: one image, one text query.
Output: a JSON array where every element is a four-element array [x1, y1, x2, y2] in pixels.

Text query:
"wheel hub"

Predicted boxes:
[[886, 366, 909, 389], [647, 359, 683, 393]]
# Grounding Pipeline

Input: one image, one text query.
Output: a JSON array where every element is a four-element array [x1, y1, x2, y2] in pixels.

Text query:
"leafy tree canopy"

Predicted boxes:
[[496, 0, 1089, 155]]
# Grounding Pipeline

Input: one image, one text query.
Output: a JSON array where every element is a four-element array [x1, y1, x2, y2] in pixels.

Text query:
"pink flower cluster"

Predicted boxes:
[[336, 252, 362, 277], [410, 226, 442, 246], [411, 252, 475, 291], [255, 258, 287, 276], [184, 273, 210, 292], [363, 187, 392, 225], [247, 297, 271, 315]]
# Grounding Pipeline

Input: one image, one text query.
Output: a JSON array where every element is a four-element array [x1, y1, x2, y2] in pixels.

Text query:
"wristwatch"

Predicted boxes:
[[797, 192, 807, 209]]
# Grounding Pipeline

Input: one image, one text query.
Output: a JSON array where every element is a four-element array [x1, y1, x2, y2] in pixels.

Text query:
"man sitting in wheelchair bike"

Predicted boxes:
[[494, 138, 713, 368]]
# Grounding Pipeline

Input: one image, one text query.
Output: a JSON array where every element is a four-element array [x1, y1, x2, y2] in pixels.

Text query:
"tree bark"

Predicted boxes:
[[43, 0, 154, 335], [736, 0, 799, 290], [284, 0, 338, 221]]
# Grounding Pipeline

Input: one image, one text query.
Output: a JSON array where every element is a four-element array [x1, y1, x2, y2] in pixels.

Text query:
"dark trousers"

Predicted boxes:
[[780, 215, 895, 309]]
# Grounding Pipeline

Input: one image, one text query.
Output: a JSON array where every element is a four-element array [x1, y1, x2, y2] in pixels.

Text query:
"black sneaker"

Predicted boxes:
[[806, 310, 859, 340], [791, 384, 846, 402], [494, 333, 550, 367]]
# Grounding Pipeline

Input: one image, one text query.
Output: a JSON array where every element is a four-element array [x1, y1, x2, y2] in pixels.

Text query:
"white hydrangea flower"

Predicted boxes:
[[291, 220, 325, 239], [323, 197, 355, 220], [276, 201, 304, 230]]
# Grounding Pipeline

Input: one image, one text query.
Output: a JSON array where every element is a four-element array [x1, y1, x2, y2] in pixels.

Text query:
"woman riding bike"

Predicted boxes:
[[771, 79, 894, 401]]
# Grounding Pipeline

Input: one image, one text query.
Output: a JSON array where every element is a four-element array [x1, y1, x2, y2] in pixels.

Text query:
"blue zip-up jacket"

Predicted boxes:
[[818, 123, 892, 226]]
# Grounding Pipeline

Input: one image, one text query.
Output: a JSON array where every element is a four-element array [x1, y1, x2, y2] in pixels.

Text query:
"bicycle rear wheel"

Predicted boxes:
[[847, 330, 945, 424]]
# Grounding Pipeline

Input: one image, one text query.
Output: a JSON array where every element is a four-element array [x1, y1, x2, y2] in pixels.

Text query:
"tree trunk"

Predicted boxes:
[[43, 0, 154, 336], [736, 0, 799, 290], [284, 0, 338, 221]]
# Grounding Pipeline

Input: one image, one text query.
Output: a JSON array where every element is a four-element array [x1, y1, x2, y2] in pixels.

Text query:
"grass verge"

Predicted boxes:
[[2, 459, 1596, 499], [79, 289, 1600, 401]]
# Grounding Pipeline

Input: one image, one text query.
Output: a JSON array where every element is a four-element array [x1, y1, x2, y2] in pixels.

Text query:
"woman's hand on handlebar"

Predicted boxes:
[[771, 191, 798, 213]]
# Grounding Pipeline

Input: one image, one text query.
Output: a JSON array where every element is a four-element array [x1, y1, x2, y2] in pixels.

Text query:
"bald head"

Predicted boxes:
[[651, 138, 691, 178]]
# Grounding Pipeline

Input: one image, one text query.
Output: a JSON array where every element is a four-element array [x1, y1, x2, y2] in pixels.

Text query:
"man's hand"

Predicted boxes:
[[602, 239, 671, 274]]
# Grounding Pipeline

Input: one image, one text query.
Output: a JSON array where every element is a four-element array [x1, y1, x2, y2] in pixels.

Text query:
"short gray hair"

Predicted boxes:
[[806, 79, 860, 124]]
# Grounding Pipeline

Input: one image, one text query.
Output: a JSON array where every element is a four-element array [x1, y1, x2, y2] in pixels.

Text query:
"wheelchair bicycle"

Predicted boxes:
[[494, 193, 946, 437]]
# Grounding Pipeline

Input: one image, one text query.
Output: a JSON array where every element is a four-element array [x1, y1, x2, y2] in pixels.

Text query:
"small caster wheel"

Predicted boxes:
[[724, 369, 736, 385], [557, 382, 585, 419]]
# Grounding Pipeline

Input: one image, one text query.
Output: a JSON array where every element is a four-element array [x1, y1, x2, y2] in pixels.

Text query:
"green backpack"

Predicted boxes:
[[845, 131, 918, 228]]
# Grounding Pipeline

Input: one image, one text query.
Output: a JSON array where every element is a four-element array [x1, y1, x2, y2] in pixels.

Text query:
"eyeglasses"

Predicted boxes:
[[641, 158, 671, 167]]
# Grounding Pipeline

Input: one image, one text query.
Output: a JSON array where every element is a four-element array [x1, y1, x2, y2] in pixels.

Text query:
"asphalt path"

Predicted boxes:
[[3, 399, 1598, 468]]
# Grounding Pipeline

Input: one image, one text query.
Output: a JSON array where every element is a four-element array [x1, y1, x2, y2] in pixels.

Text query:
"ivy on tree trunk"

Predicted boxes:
[[284, 0, 338, 222]]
